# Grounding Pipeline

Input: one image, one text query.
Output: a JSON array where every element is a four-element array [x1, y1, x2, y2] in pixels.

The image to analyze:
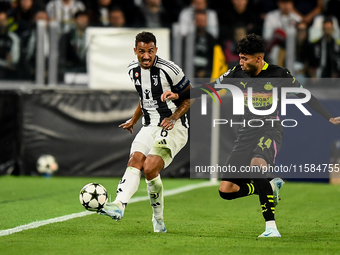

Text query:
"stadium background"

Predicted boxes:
[[0, 0, 339, 182]]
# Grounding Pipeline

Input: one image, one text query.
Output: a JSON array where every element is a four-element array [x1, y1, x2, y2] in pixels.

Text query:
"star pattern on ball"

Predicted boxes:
[[79, 183, 108, 211]]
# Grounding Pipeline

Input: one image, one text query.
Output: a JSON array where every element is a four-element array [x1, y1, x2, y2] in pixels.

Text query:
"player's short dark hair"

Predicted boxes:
[[323, 16, 334, 25], [74, 11, 88, 19], [237, 33, 266, 55], [135, 31, 157, 48]]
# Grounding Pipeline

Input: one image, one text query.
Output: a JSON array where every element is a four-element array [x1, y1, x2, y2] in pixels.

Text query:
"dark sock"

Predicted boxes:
[[219, 182, 256, 200], [252, 178, 275, 221]]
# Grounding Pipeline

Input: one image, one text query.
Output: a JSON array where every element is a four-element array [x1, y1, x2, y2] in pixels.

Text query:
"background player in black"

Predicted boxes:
[[161, 34, 340, 237]]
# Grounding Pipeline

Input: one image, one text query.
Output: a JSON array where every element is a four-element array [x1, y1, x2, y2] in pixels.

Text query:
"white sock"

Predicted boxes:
[[266, 220, 277, 229], [146, 175, 164, 220], [115, 167, 142, 206]]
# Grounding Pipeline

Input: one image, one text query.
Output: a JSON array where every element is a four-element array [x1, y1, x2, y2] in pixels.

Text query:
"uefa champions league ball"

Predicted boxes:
[[79, 183, 108, 211]]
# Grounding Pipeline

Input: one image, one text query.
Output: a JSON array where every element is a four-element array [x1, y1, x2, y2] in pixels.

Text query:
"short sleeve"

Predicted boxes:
[[169, 64, 190, 93], [215, 66, 236, 84], [282, 68, 302, 88]]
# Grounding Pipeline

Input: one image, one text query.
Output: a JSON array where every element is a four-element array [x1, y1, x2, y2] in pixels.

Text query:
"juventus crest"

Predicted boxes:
[[152, 75, 158, 86]]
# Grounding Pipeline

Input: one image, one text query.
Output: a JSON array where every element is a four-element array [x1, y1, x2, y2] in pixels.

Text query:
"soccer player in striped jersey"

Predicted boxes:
[[161, 34, 340, 237], [99, 31, 193, 233]]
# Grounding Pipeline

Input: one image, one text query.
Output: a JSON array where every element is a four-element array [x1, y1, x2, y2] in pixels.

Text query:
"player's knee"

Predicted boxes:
[[143, 155, 164, 180], [219, 190, 238, 200], [127, 152, 145, 170], [251, 156, 267, 167]]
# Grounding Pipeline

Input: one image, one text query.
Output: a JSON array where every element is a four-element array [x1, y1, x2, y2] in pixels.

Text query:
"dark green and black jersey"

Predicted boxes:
[[215, 63, 301, 120], [180, 62, 333, 121]]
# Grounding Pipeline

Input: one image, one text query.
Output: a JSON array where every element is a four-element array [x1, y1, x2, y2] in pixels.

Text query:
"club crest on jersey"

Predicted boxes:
[[152, 75, 158, 86], [135, 72, 139, 78], [264, 83, 273, 90]]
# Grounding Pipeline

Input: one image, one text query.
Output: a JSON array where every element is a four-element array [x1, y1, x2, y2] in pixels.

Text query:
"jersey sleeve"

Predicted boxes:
[[282, 68, 302, 88], [283, 69, 334, 121], [178, 67, 235, 100], [169, 65, 190, 93], [127, 60, 139, 82], [215, 67, 236, 84]]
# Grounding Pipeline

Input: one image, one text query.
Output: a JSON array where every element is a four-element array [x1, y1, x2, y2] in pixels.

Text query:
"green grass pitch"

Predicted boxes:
[[0, 176, 339, 255]]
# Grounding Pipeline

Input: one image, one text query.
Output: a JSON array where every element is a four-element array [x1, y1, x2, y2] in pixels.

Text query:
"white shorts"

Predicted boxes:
[[130, 120, 188, 168]]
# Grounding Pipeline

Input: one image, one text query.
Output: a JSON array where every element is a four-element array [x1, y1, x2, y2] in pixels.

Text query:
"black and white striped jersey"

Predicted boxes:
[[127, 55, 190, 127]]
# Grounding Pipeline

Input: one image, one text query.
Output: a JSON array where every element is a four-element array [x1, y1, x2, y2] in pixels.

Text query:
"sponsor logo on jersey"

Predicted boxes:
[[240, 81, 248, 88], [143, 100, 158, 109], [135, 72, 139, 77], [144, 89, 151, 99]]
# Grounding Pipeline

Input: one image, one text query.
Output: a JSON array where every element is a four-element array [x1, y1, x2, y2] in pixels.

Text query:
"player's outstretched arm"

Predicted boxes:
[[160, 85, 194, 130], [161, 83, 213, 102], [330, 117, 340, 125], [119, 100, 143, 134], [296, 93, 340, 125]]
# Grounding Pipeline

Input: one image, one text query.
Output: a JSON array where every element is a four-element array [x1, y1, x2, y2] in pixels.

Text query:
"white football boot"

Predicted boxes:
[[270, 178, 284, 207], [152, 215, 167, 233], [98, 201, 124, 221], [258, 227, 281, 237]]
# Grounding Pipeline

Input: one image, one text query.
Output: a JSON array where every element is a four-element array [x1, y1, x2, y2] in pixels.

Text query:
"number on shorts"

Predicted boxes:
[[258, 137, 272, 151], [160, 129, 168, 137]]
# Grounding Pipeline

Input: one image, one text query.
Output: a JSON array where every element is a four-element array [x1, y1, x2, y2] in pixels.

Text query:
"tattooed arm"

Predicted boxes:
[[160, 85, 194, 130]]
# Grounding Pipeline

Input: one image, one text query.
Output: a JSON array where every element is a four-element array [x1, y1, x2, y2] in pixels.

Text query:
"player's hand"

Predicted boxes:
[[119, 118, 135, 134], [160, 117, 176, 130], [330, 117, 340, 125], [161, 91, 179, 102]]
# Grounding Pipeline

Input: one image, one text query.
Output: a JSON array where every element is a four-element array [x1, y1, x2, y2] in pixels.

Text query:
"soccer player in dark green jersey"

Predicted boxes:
[[161, 34, 340, 237]]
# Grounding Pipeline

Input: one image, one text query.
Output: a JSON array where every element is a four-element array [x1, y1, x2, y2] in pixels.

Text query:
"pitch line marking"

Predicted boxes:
[[0, 181, 217, 237]]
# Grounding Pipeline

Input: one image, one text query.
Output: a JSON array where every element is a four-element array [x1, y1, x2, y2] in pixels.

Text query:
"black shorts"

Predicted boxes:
[[221, 123, 283, 180]]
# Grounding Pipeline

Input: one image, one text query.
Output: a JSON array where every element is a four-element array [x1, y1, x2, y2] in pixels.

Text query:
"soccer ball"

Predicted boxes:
[[79, 183, 108, 211], [37, 155, 58, 175]]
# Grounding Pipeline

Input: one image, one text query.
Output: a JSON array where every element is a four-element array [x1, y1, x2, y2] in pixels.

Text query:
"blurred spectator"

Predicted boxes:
[[131, 0, 171, 28], [7, 0, 45, 37], [0, 11, 20, 80], [191, 10, 215, 78], [58, 11, 88, 81], [19, 10, 49, 80], [222, 25, 247, 69], [263, 0, 301, 41], [263, 0, 301, 64], [308, 14, 339, 42], [309, 17, 340, 78], [178, 0, 219, 39], [108, 7, 126, 27], [292, 21, 310, 80], [89, 0, 113, 27], [46, 0, 86, 34], [277, 21, 310, 82], [219, 0, 260, 40], [293, 0, 323, 25]]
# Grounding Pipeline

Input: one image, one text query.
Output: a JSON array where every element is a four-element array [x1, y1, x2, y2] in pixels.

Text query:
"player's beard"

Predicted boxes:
[[243, 63, 257, 75]]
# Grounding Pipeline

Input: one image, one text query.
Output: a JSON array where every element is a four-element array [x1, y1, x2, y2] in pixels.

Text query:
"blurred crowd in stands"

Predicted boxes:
[[0, 0, 339, 83]]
